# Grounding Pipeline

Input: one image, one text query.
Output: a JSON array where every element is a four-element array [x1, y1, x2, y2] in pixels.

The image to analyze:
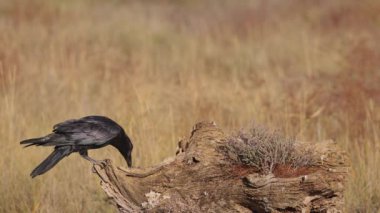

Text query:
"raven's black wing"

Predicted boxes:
[[21, 116, 122, 147]]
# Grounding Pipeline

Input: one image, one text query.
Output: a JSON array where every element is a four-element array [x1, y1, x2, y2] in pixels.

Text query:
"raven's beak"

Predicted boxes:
[[127, 152, 132, 167]]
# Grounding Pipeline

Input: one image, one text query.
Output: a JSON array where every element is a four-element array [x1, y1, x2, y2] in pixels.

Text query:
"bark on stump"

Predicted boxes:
[[93, 122, 349, 212]]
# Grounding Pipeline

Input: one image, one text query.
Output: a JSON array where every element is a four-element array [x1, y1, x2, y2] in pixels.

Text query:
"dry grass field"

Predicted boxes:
[[0, 0, 379, 212]]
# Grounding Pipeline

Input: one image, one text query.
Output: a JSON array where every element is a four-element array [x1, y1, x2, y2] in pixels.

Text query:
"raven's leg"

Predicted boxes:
[[79, 150, 100, 164]]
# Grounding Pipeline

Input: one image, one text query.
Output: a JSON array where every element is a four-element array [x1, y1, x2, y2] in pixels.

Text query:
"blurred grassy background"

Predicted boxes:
[[0, 0, 379, 212]]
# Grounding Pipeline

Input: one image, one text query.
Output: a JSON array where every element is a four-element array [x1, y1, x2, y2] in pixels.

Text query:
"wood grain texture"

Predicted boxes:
[[93, 122, 349, 213]]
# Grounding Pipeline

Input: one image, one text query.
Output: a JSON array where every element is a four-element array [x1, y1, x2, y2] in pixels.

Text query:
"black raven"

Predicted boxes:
[[20, 115, 133, 178]]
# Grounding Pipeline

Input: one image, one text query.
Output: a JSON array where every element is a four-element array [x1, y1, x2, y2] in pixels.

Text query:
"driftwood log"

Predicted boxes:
[[93, 122, 349, 212]]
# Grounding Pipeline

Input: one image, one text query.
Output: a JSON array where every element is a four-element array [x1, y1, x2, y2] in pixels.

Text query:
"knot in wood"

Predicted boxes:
[[243, 173, 275, 189]]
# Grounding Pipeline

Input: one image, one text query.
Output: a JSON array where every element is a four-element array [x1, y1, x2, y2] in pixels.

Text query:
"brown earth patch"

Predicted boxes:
[[273, 164, 317, 178]]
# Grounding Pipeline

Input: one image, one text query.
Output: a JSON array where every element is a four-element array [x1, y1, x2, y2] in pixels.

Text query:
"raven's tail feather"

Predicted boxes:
[[20, 136, 49, 147], [30, 147, 72, 178], [21, 134, 66, 147]]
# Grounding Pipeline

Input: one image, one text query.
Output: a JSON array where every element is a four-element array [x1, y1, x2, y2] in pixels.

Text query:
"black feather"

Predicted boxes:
[[20, 137, 47, 147], [30, 146, 72, 178]]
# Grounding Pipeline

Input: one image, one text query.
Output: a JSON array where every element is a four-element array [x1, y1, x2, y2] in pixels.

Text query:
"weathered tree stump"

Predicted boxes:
[[93, 122, 349, 212]]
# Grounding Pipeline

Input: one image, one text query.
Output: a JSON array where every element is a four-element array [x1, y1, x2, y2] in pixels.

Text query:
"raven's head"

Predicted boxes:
[[112, 133, 133, 167]]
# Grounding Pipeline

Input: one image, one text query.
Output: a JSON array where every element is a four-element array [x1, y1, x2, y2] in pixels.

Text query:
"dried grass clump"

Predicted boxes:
[[227, 125, 316, 174]]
